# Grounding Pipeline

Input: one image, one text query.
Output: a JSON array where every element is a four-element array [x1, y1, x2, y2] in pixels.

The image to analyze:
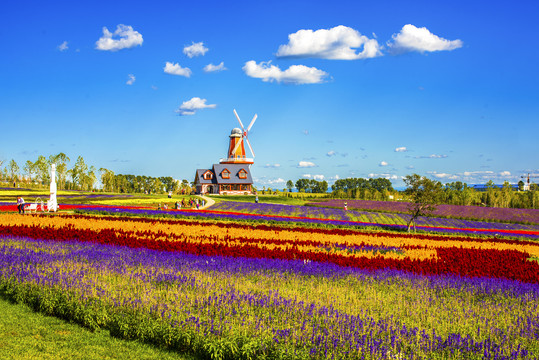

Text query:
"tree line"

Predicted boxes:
[[0, 154, 190, 194]]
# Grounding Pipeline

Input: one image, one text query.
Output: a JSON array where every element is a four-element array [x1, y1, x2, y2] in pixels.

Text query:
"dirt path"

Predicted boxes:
[[199, 195, 215, 210]]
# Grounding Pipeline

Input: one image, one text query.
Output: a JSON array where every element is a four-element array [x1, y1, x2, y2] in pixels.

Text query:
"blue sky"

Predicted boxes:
[[1, 0, 538, 189]]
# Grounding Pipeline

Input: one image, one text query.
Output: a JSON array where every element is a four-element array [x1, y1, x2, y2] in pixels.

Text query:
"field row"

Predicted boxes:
[[0, 211, 538, 359]]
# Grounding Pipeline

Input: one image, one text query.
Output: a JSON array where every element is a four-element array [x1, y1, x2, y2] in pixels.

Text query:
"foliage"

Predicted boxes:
[[404, 174, 443, 232]]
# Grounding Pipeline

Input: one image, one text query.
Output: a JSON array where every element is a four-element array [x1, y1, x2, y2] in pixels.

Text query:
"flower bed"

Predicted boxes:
[[0, 212, 538, 359], [307, 199, 539, 224]]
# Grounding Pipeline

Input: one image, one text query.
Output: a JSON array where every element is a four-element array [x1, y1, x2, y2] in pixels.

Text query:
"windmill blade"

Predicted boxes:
[[245, 138, 255, 158], [231, 136, 244, 156], [246, 114, 257, 132], [233, 109, 245, 130]]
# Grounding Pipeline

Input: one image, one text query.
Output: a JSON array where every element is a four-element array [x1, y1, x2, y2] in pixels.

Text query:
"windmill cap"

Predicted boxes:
[[231, 128, 242, 135]]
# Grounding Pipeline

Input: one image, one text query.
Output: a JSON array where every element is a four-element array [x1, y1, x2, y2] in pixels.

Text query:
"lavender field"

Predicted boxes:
[[210, 201, 539, 236], [1, 235, 537, 359], [306, 199, 539, 225]]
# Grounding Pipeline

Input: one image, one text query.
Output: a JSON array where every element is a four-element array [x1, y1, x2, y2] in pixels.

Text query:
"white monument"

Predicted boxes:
[[48, 164, 58, 212]]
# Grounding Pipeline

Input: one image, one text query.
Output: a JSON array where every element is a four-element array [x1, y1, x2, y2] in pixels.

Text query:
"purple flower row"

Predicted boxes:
[[0, 235, 536, 359], [309, 199, 539, 224]]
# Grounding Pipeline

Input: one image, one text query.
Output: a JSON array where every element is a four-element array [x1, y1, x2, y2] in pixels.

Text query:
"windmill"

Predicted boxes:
[[220, 109, 257, 164], [521, 173, 539, 191]]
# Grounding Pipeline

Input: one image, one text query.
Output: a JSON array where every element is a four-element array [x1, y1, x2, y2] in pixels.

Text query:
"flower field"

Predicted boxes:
[[306, 199, 539, 225], [1, 212, 539, 359]]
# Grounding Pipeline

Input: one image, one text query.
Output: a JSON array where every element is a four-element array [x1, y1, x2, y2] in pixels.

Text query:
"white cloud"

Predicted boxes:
[[95, 24, 143, 51], [243, 60, 328, 85], [302, 174, 312, 178], [267, 178, 285, 185], [499, 171, 511, 177], [327, 150, 336, 157], [298, 161, 316, 168], [414, 154, 448, 159], [276, 25, 382, 60], [313, 174, 325, 180], [387, 24, 462, 54], [395, 146, 407, 152], [183, 42, 208, 58], [58, 41, 68, 51], [368, 173, 399, 180], [330, 175, 340, 181], [164, 62, 192, 77], [429, 172, 459, 180], [203, 62, 227, 72], [264, 164, 281, 168], [126, 74, 135, 85], [379, 161, 388, 166], [175, 97, 216, 116]]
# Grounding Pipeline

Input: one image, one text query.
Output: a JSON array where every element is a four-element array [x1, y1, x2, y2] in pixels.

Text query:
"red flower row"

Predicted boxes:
[[2, 222, 538, 284]]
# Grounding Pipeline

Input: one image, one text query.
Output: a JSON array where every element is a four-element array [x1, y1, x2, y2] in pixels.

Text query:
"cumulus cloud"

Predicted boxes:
[[326, 150, 336, 157], [387, 24, 462, 54], [126, 74, 135, 85], [95, 24, 143, 51], [164, 62, 192, 77], [297, 161, 316, 168], [243, 61, 328, 85], [313, 174, 325, 180], [429, 172, 459, 180], [368, 173, 399, 180], [395, 146, 407, 152], [183, 42, 208, 58], [499, 171, 511, 177], [175, 97, 216, 116], [58, 41, 68, 51], [267, 178, 285, 185], [379, 161, 388, 166], [264, 164, 281, 168], [276, 25, 382, 60], [203, 62, 227, 72]]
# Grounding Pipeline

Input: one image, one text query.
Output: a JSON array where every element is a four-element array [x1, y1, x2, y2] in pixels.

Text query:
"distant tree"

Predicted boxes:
[[23, 160, 36, 183], [8, 159, 19, 182], [518, 180, 525, 191], [404, 174, 443, 232], [70, 156, 88, 190], [286, 180, 294, 192], [295, 178, 310, 193], [49, 153, 70, 189], [34, 155, 51, 185], [100, 168, 115, 192]]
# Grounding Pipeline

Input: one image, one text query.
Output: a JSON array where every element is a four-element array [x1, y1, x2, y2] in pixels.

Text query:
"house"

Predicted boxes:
[[194, 163, 253, 195]]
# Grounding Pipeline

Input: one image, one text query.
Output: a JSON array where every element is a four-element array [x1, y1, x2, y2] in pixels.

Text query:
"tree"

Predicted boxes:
[[8, 159, 19, 183], [49, 153, 70, 189], [23, 160, 36, 183], [34, 155, 51, 185], [70, 156, 88, 190], [99, 168, 115, 192], [295, 178, 310, 193], [404, 174, 443, 232], [286, 180, 294, 192]]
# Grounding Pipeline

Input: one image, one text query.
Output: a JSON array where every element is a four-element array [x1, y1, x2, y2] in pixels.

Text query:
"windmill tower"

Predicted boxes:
[[220, 109, 256, 165]]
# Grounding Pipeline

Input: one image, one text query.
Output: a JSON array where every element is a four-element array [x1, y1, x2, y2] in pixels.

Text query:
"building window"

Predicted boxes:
[[203, 171, 213, 180], [238, 169, 247, 179], [221, 169, 230, 179]]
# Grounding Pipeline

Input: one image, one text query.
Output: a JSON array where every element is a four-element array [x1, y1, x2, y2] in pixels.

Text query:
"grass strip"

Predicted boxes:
[[0, 294, 194, 360]]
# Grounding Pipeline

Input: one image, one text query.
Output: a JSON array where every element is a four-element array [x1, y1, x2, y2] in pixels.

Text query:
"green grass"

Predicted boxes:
[[0, 295, 194, 360], [208, 193, 325, 206]]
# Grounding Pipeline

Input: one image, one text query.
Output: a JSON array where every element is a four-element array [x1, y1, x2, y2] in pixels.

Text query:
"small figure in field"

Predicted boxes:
[[201, 199, 205, 207], [344, 202, 348, 211], [255, 195, 259, 203], [157, 203, 162, 210], [17, 196, 25, 214], [175, 201, 180, 209], [195, 199, 200, 210], [163, 204, 168, 210]]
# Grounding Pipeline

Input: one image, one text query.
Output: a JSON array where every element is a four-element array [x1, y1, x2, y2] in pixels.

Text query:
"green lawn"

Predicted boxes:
[[0, 296, 194, 360]]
